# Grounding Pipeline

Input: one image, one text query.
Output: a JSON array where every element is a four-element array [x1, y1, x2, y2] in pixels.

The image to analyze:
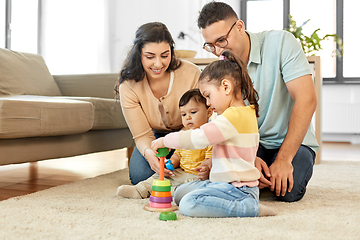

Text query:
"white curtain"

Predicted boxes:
[[41, 0, 111, 75]]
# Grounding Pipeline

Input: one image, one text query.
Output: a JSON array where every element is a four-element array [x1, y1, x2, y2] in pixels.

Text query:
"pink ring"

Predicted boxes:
[[150, 202, 172, 208]]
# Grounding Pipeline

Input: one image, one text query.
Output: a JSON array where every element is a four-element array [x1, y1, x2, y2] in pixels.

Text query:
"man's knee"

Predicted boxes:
[[277, 188, 306, 202]]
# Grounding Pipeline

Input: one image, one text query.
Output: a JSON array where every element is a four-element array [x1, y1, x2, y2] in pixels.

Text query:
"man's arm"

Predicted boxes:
[[270, 74, 317, 197]]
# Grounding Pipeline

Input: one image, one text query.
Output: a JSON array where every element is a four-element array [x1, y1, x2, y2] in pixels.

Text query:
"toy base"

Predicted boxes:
[[143, 204, 179, 212]]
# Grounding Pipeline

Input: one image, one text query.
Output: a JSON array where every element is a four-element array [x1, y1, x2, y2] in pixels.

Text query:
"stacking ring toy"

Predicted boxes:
[[159, 211, 177, 221], [150, 196, 173, 203], [150, 202, 172, 208], [152, 179, 171, 187], [152, 185, 171, 192], [151, 191, 171, 198]]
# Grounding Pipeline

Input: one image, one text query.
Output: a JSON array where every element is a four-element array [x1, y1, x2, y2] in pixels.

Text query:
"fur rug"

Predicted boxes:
[[0, 161, 359, 240]]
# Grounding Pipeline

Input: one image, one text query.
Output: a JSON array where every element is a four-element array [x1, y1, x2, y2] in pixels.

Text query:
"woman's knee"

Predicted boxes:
[[128, 147, 154, 185]]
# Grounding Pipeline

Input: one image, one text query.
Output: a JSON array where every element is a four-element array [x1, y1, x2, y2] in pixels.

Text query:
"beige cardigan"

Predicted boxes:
[[119, 60, 200, 156]]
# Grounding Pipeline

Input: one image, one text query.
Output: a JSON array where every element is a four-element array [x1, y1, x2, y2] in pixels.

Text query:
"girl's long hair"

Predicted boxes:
[[114, 22, 181, 97], [199, 50, 259, 117]]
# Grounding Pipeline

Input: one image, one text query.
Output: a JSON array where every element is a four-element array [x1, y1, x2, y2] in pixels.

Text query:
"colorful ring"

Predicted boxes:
[[151, 191, 171, 197], [152, 185, 171, 192], [152, 179, 171, 187], [156, 147, 169, 157], [159, 211, 177, 221], [150, 202, 172, 208], [150, 196, 173, 203]]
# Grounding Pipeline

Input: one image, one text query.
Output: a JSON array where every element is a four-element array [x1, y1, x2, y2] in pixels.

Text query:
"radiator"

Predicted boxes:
[[323, 103, 360, 134]]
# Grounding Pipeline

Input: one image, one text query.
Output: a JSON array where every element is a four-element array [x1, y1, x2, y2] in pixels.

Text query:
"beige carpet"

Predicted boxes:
[[0, 161, 359, 240]]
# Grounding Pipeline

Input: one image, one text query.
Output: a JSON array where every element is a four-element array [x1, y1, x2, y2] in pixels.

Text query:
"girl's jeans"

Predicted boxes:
[[174, 180, 260, 218], [257, 144, 316, 202], [128, 132, 174, 185]]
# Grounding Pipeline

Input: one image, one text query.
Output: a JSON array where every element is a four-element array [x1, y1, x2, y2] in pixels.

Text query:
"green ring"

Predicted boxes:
[[152, 185, 171, 192], [159, 211, 177, 221], [156, 147, 169, 157]]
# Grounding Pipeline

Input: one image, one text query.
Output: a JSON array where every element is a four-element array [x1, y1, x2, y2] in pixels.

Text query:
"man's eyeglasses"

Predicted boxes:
[[203, 22, 237, 53]]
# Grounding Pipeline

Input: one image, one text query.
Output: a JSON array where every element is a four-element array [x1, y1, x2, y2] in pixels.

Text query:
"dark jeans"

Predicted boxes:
[[257, 143, 315, 202], [128, 132, 174, 185]]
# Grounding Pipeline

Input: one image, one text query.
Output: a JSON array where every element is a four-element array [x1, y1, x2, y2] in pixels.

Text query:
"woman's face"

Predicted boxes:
[[141, 41, 171, 81]]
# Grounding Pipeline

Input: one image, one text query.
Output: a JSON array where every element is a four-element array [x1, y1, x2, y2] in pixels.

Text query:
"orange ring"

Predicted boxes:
[[151, 191, 171, 197]]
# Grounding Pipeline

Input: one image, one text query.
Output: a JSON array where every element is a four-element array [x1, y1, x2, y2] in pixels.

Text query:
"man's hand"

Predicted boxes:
[[255, 157, 272, 189], [269, 159, 294, 197], [144, 148, 173, 177]]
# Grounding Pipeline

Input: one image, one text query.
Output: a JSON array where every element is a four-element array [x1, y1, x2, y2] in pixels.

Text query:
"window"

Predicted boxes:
[[41, 0, 111, 74], [0, 0, 5, 48], [343, 1, 358, 78], [1, 0, 38, 53], [10, 0, 38, 53], [290, 0, 336, 79], [240, 0, 359, 84], [246, 0, 283, 32], [1, 0, 111, 74]]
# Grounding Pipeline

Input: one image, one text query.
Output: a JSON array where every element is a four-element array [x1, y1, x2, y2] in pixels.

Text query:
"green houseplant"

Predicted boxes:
[[286, 15, 343, 58]]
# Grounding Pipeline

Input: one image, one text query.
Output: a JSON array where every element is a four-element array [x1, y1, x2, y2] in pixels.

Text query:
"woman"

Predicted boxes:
[[115, 22, 200, 185]]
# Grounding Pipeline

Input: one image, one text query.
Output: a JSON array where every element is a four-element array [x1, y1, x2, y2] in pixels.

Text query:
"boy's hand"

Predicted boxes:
[[195, 158, 212, 180], [151, 137, 166, 153], [255, 157, 272, 189]]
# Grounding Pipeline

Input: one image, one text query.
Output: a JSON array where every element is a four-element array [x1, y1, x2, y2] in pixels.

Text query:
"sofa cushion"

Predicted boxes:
[[57, 97, 127, 130], [0, 96, 94, 139], [0, 48, 62, 96]]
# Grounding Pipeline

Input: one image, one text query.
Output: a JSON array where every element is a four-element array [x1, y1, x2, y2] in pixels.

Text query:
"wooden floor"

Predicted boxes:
[[0, 142, 359, 201], [0, 148, 128, 201]]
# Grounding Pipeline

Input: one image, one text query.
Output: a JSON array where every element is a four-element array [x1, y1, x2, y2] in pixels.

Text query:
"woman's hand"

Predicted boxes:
[[144, 147, 173, 177], [255, 157, 272, 189]]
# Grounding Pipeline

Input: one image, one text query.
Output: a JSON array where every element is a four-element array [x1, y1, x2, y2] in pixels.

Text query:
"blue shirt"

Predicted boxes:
[[246, 30, 319, 152]]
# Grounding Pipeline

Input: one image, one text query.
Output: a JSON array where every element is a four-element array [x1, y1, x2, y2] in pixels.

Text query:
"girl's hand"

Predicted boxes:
[[151, 138, 165, 153], [255, 157, 272, 189], [144, 148, 173, 176]]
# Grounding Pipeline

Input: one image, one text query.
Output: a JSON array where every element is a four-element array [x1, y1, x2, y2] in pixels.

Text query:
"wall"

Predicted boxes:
[[108, 0, 240, 72], [322, 85, 360, 144]]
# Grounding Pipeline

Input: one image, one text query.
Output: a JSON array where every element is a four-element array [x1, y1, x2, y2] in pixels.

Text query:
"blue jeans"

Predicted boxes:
[[128, 132, 174, 185], [174, 180, 260, 218], [257, 144, 315, 202]]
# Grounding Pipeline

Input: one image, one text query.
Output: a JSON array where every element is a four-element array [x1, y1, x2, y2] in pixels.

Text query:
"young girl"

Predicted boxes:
[[151, 50, 276, 218]]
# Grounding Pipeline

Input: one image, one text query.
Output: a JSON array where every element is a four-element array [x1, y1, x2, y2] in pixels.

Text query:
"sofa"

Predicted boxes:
[[0, 48, 134, 166]]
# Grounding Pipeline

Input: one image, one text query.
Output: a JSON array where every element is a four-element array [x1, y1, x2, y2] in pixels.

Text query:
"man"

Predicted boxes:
[[197, 1, 319, 202]]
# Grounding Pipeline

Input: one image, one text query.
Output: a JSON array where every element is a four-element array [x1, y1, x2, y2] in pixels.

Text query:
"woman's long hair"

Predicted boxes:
[[114, 22, 181, 98], [199, 50, 259, 117]]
